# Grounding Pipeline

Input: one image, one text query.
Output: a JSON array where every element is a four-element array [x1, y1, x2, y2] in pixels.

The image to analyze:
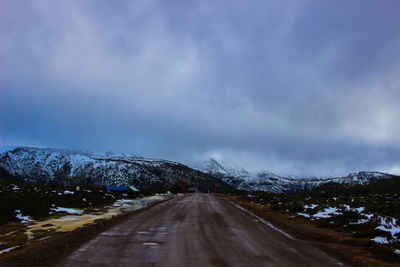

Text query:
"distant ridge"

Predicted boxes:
[[198, 158, 396, 193]]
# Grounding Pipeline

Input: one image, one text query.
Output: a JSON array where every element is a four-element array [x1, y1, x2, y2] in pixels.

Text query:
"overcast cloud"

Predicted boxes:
[[1, 0, 400, 176]]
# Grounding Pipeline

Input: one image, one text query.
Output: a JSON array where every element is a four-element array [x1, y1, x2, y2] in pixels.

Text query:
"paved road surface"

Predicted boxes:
[[59, 193, 345, 267]]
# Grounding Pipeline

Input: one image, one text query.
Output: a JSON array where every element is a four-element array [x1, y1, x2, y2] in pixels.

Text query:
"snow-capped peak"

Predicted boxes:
[[199, 158, 228, 175], [198, 158, 396, 193]]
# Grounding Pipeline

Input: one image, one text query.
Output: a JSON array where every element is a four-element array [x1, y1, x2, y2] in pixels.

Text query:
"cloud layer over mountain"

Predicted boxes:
[[2, 0, 400, 176]]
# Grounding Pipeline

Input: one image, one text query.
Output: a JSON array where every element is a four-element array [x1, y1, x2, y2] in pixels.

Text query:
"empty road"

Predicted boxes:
[[59, 193, 345, 266]]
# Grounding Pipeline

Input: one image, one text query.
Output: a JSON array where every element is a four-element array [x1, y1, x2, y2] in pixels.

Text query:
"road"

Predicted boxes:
[[59, 193, 345, 267]]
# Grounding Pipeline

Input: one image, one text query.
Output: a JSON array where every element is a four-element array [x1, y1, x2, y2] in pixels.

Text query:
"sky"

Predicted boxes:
[[1, 0, 400, 177]]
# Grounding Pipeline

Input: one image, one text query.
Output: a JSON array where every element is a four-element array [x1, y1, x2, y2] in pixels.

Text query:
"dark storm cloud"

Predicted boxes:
[[1, 0, 400, 176]]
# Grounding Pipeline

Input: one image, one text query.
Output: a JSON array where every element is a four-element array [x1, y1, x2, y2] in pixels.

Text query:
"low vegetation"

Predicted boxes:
[[0, 181, 169, 256], [0, 182, 146, 225], [232, 176, 400, 264]]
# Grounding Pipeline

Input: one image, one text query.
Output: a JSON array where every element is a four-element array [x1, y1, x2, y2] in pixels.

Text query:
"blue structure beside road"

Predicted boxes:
[[106, 186, 128, 191]]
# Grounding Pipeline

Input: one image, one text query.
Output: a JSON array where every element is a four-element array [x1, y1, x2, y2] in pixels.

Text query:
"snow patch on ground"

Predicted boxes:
[[304, 204, 318, 209], [15, 210, 34, 223], [362, 213, 374, 219], [343, 205, 365, 213], [52, 207, 84, 214], [297, 213, 311, 218], [372, 236, 389, 244], [313, 207, 342, 218], [376, 218, 400, 238], [0, 245, 20, 255], [355, 207, 365, 213], [349, 219, 369, 225]]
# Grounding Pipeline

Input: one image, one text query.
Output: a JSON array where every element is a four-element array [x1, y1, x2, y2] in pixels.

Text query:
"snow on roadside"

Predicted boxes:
[[15, 210, 34, 223], [297, 212, 311, 218], [25, 194, 169, 239], [52, 207, 84, 214], [297, 206, 400, 244], [0, 246, 20, 255], [298, 204, 372, 222]]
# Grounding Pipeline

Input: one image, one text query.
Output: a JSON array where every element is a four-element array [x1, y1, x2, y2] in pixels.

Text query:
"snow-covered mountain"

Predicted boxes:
[[199, 158, 396, 193], [0, 147, 233, 192], [0, 147, 395, 193]]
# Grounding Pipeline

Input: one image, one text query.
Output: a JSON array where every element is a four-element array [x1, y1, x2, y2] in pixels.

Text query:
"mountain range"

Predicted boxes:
[[197, 158, 397, 193], [0, 147, 396, 193]]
